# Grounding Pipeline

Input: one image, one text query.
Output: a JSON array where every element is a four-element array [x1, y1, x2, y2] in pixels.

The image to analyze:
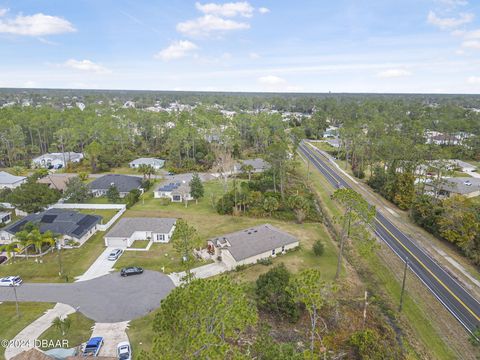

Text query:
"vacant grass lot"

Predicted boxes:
[[77, 208, 119, 223], [0, 231, 106, 282], [38, 312, 94, 350], [0, 302, 53, 360]]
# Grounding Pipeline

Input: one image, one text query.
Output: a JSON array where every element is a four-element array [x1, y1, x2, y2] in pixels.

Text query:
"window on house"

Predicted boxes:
[[272, 249, 275, 255], [156, 234, 165, 241], [282, 245, 285, 252]]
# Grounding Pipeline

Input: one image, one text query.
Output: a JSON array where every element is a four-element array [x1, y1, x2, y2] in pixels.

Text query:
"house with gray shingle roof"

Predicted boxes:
[[426, 177, 480, 198], [233, 158, 271, 174], [0, 171, 26, 189], [129, 157, 165, 170], [104, 217, 177, 247], [207, 224, 299, 269], [0, 208, 102, 246], [89, 174, 143, 198]]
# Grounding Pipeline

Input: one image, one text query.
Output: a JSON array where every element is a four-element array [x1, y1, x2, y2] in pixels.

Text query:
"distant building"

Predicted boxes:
[[0, 171, 27, 189], [425, 177, 480, 198], [0, 211, 11, 224], [154, 182, 192, 202], [0, 208, 102, 246], [32, 152, 84, 169], [233, 158, 271, 174], [129, 157, 165, 170], [104, 217, 177, 247], [89, 174, 143, 198], [207, 224, 299, 269]]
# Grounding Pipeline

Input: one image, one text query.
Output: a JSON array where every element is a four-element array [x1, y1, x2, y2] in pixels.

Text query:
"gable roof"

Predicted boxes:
[[89, 174, 143, 193], [106, 217, 177, 238], [209, 224, 298, 261], [129, 157, 165, 167], [0, 171, 26, 185], [32, 152, 83, 163], [3, 208, 102, 240], [236, 158, 270, 171], [37, 174, 78, 191]]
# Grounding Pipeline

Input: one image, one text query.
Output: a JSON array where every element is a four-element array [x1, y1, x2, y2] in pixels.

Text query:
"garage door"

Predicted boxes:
[[105, 237, 129, 248]]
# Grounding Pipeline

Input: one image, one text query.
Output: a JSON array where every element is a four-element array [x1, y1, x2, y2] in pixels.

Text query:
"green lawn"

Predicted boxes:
[[38, 312, 94, 351], [84, 196, 126, 205], [129, 240, 150, 249], [0, 302, 54, 360], [0, 231, 106, 282], [78, 208, 119, 223]]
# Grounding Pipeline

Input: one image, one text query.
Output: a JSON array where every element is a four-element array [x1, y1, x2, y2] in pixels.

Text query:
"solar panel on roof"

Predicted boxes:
[[77, 215, 98, 227], [71, 226, 85, 236], [9, 219, 28, 233], [41, 215, 57, 223]]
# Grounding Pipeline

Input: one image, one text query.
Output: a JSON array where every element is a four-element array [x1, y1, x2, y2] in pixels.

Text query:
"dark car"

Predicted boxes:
[[120, 267, 144, 277], [0, 256, 7, 265]]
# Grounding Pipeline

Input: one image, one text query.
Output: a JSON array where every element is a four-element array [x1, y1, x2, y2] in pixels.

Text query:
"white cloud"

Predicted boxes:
[[249, 52, 260, 59], [462, 39, 480, 49], [258, 75, 287, 85], [0, 12, 75, 36], [377, 69, 412, 78], [427, 11, 474, 29], [258, 7, 270, 14], [467, 76, 480, 84], [435, 0, 468, 7], [257, 75, 302, 92], [177, 14, 249, 37], [64, 59, 111, 74], [0, 8, 8, 17], [154, 40, 198, 61], [463, 29, 480, 39], [195, 2, 254, 18]]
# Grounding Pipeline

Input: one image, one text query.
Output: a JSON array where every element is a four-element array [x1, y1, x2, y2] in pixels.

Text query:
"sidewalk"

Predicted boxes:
[[5, 303, 75, 359]]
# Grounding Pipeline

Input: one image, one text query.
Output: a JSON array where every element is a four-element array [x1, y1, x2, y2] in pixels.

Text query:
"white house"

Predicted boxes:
[[207, 224, 299, 269], [154, 182, 193, 202], [104, 217, 177, 247], [32, 152, 84, 169], [0, 171, 27, 189], [129, 157, 165, 170], [0, 211, 11, 225]]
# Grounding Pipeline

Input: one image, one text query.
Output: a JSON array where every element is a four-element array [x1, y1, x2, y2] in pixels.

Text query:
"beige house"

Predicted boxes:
[[207, 224, 299, 269]]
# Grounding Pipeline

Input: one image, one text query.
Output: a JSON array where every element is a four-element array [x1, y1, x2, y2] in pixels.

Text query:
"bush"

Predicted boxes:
[[255, 264, 299, 322], [257, 257, 273, 266], [312, 240, 325, 256]]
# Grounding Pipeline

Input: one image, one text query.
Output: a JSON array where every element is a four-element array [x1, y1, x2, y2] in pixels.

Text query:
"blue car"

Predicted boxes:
[[83, 337, 103, 357]]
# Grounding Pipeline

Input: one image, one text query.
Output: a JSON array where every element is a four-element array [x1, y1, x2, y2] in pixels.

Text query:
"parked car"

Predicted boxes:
[[120, 266, 144, 277], [117, 341, 132, 360], [0, 276, 22, 287], [82, 337, 103, 357], [107, 248, 123, 261], [0, 256, 7, 265]]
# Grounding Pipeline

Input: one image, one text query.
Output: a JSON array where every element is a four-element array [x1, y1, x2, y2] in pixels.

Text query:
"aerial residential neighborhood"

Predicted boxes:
[[1, 1, 480, 360]]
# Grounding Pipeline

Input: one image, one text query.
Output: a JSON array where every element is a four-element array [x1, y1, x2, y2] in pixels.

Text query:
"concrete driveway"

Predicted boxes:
[[76, 247, 120, 282], [0, 271, 175, 322]]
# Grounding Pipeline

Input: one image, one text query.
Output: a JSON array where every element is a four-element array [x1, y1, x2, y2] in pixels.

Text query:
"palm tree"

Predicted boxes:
[[0, 241, 20, 262], [138, 164, 156, 180], [52, 316, 71, 336], [241, 164, 255, 181]]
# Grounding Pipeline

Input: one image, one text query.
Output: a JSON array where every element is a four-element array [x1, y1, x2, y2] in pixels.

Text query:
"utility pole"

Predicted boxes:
[[12, 285, 20, 317], [399, 257, 409, 312], [57, 239, 63, 277], [362, 290, 368, 328]]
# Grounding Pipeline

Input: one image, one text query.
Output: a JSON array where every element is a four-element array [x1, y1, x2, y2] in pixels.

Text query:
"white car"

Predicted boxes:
[[0, 276, 22, 287], [117, 341, 132, 360], [107, 249, 123, 261]]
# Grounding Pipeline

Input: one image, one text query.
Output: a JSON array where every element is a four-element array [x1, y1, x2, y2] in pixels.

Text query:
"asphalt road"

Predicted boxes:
[[0, 271, 175, 322], [299, 140, 480, 334]]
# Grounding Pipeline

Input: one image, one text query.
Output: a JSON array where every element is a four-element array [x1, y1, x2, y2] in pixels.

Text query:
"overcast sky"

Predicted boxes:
[[1, 0, 480, 93]]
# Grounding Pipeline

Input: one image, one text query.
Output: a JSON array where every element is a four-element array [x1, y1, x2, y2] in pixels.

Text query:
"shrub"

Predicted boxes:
[[257, 257, 273, 266], [312, 240, 325, 256]]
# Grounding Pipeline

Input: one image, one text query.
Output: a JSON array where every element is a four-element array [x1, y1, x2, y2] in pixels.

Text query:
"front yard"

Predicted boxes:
[[0, 231, 106, 283]]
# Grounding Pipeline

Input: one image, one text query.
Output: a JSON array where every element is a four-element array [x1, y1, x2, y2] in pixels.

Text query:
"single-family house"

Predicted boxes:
[[104, 217, 177, 247], [0, 171, 27, 189], [89, 174, 143, 198], [129, 157, 165, 170], [0, 211, 11, 224], [32, 152, 84, 169], [154, 182, 193, 202], [207, 224, 299, 269], [0, 208, 102, 246], [233, 158, 271, 174], [37, 173, 78, 192], [425, 177, 480, 198]]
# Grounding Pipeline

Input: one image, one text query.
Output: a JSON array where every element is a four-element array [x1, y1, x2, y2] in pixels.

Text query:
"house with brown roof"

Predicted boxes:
[[37, 173, 78, 192]]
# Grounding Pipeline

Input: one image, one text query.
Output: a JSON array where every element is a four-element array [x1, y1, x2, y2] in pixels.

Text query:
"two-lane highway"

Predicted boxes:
[[299, 140, 480, 334]]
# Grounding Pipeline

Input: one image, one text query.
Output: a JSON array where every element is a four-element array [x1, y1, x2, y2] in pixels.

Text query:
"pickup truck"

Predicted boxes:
[[82, 337, 103, 357]]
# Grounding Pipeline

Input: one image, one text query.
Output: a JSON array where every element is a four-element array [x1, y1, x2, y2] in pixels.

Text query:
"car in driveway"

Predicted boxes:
[[107, 248, 123, 261], [0, 276, 22, 287], [0, 256, 7, 265], [120, 266, 144, 277], [82, 336, 103, 356], [117, 341, 132, 360]]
